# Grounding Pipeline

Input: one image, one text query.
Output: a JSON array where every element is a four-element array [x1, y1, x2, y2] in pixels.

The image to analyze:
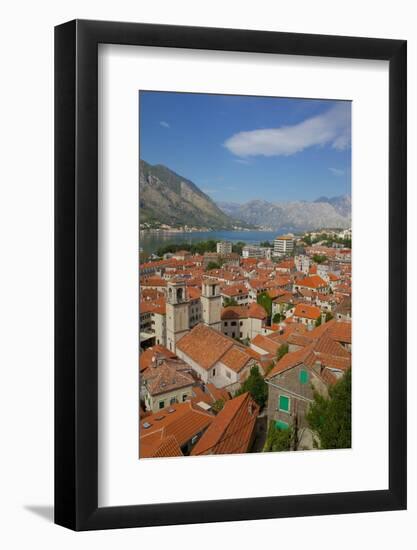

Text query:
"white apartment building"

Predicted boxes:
[[242, 245, 272, 260], [273, 235, 295, 256], [216, 241, 233, 255]]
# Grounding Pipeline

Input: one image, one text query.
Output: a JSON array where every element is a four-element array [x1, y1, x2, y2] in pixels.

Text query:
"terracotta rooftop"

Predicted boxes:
[[220, 284, 248, 297], [176, 324, 253, 372], [191, 392, 259, 456], [176, 324, 234, 370], [251, 334, 281, 355], [142, 358, 194, 396], [139, 345, 176, 373], [221, 346, 252, 373], [140, 297, 166, 315], [293, 303, 321, 320], [139, 401, 213, 458], [266, 320, 352, 380], [294, 275, 328, 289]]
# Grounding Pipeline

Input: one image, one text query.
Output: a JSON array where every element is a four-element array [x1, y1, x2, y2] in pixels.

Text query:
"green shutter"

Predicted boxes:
[[300, 369, 309, 384], [279, 395, 290, 412], [275, 420, 289, 430]]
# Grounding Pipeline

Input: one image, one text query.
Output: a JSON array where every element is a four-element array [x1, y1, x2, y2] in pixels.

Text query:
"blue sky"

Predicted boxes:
[[139, 91, 351, 203]]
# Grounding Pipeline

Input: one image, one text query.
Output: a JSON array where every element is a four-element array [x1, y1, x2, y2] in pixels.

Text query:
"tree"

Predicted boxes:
[[272, 312, 282, 324], [313, 254, 327, 264], [235, 365, 268, 408], [260, 240, 273, 247], [223, 297, 238, 307], [232, 241, 246, 255], [264, 421, 293, 452], [257, 291, 272, 318], [205, 261, 221, 271], [276, 343, 289, 361], [315, 311, 333, 327], [212, 399, 225, 414], [307, 369, 351, 449]]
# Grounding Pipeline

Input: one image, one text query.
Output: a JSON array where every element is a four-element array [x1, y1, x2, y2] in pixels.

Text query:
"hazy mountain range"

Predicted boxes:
[[217, 196, 351, 231], [139, 160, 351, 232]]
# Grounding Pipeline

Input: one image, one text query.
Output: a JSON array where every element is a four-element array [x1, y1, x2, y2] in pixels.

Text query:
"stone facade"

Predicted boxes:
[[266, 363, 328, 430]]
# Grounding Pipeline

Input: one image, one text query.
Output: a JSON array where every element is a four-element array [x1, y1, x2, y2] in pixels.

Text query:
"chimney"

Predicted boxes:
[[313, 360, 322, 374], [248, 400, 254, 416]]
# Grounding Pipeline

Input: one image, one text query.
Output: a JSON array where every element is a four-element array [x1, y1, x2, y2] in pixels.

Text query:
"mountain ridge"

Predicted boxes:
[[217, 195, 351, 232], [139, 160, 239, 229]]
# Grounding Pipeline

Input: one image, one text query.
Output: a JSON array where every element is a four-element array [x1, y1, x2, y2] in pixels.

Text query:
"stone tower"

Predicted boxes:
[[201, 278, 222, 332], [166, 280, 190, 352]]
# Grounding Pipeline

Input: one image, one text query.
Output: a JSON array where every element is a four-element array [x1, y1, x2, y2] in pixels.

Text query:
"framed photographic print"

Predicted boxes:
[[55, 20, 407, 531]]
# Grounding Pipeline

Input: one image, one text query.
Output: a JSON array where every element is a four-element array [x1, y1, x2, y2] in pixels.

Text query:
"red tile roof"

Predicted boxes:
[[191, 392, 259, 455], [247, 302, 267, 320], [221, 346, 252, 373], [142, 358, 194, 396], [139, 401, 213, 458], [221, 284, 248, 297], [176, 324, 253, 372], [140, 297, 166, 315], [139, 345, 176, 372], [294, 275, 327, 289], [251, 334, 281, 355], [176, 324, 234, 370], [293, 303, 321, 320]]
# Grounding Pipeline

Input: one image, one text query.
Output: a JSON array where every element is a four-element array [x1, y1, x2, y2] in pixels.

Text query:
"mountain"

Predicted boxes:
[[217, 196, 351, 232], [314, 195, 351, 218], [139, 160, 237, 229]]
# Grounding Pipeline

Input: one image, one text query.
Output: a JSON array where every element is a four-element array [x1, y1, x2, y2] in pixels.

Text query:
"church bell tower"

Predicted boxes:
[[166, 281, 190, 352], [201, 278, 222, 332]]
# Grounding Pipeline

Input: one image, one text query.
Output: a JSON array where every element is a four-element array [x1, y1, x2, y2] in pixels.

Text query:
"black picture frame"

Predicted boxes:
[[55, 19, 407, 531]]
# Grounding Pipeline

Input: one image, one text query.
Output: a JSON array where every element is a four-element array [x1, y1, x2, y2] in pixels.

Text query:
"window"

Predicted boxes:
[[278, 395, 290, 412], [240, 332, 243, 338], [212, 368, 216, 377], [231, 321, 237, 326], [224, 321, 228, 327], [226, 370, 231, 379], [170, 397, 177, 405], [159, 400, 165, 409], [275, 420, 289, 430], [240, 321, 243, 326], [299, 369, 309, 384], [182, 394, 187, 402]]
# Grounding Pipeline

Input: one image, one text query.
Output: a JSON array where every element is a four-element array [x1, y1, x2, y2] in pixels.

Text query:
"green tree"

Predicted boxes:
[[223, 297, 238, 307], [307, 369, 351, 449], [232, 241, 246, 255], [312, 254, 327, 264], [212, 399, 225, 414], [264, 421, 293, 452], [272, 312, 282, 324], [205, 261, 221, 271], [260, 241, 273, 247], [257, 291, 272, 318], [235, 365, 268, 408], [315, 311, 333, 327], [276, 343, 289, 361]]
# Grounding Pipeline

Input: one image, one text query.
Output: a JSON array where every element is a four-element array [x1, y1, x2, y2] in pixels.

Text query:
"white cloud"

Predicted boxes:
[[329, 167, 345, 176], [159, 121, 170, 128], [224, 103, 351, 157]]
